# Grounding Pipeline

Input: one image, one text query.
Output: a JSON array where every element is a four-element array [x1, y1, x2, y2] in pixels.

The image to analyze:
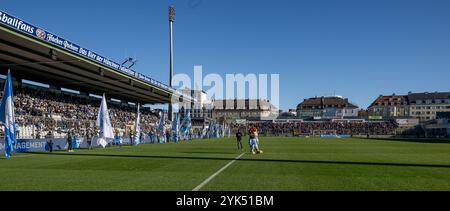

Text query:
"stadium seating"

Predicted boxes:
[[1, 85, 161, 139], [233, 121, 399, 137]]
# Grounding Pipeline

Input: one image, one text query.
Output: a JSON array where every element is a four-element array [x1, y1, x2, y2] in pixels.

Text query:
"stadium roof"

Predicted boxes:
[[298, 96, 358, 109], [368, 95, 408, 108], [0, 10, 192, 104], [212, 99, 278, 111], [408, 92, 450, 102]]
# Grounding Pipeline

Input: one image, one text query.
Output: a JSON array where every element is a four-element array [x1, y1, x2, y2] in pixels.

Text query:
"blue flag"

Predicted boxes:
[[180, 110, 192, 136], [172, 112, 179, 142], [215, 122, 220, 138], [208, 120, 214, 138], [0, 70, 17, 159], [158, 111, 166, 133], [184, 110, 192, 139]]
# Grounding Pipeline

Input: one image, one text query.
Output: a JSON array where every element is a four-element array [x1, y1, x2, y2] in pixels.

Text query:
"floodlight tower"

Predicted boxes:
[[168, 5, 176, 122]]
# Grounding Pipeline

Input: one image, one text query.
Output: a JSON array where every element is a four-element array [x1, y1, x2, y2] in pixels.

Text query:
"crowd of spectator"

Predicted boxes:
[[4, 86, 161, 138], [235, 121, 399, 136]]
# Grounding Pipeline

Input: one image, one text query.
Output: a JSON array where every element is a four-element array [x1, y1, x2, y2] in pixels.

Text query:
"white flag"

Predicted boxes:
[[96, 94, 114, 147], [134, 104, 141, 145]]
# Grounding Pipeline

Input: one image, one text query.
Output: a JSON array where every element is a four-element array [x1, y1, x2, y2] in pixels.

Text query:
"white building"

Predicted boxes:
[[297, 96, 359, 119]]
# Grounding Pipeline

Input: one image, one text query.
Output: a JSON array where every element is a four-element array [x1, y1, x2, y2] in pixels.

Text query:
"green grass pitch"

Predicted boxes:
[[1, 137, 450, 191]]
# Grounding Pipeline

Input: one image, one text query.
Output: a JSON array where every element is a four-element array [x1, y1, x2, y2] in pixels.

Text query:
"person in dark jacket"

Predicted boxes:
[[67, 132, 73, 153], [86, 129, 93, 150], [47, 139, 53, 153], [236, 130, 243, 150]]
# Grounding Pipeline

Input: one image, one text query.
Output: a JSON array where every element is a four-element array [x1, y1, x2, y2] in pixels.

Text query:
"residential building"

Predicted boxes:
[[408, 92, 450, 121], [212, 99, 279, 122], [296, 96, 359, 119], [368, 94, 409, 118]]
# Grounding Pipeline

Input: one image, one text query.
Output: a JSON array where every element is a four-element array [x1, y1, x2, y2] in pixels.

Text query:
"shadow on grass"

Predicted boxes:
[[23, 151, 450, 169], [367, 138, 450, 144], [179, 151, 237, 155]]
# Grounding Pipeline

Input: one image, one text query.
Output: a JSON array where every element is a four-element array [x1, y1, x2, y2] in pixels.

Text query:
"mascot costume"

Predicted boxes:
[[249, 127, 263, 155]]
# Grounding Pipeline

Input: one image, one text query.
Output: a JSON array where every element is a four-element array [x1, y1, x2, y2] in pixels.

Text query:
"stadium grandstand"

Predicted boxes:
[[232, 120, 399, 137], [0, 83, 165, 139], [0, 10, 194, 140]]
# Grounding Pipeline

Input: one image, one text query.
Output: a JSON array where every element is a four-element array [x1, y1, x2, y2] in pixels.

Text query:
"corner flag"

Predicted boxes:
[[0, 70, 16, 159]]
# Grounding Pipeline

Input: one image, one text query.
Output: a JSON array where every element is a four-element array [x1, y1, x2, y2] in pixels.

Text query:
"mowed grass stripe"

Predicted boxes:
[[0, 139, 240, 191], [199, 137, 450, 191]]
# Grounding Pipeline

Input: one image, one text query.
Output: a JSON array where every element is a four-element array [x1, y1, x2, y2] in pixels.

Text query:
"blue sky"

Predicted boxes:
[[2, 0, 450, 110]]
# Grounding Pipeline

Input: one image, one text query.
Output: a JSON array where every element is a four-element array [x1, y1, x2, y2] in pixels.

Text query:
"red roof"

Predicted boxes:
[[369, 95, 408, 107]]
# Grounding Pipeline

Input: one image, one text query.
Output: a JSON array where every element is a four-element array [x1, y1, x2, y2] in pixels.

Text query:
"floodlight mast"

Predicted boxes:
[[122, 57, 137, 68], [168, 5, 176, 122]]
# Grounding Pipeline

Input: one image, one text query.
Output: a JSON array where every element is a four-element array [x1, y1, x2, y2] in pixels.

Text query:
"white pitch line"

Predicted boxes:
[[193, 153, 245, 191]]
